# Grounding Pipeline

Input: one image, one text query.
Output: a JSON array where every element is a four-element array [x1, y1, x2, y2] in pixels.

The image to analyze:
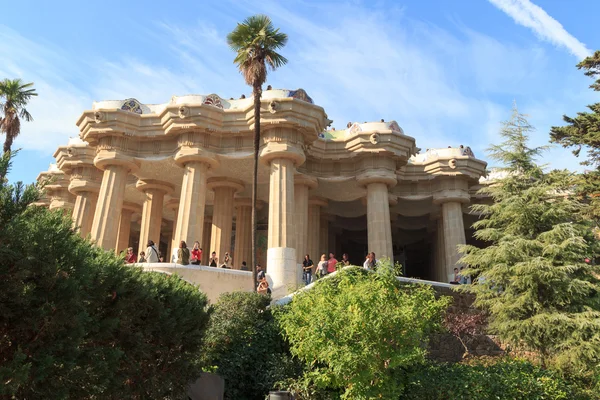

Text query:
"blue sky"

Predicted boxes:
[[1, 0, 598, 183]]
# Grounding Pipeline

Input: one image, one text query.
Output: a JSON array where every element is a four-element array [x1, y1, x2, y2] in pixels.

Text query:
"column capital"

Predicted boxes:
[[432, 189, 470, 205], [309, 196, 328, 207], [259, 129, 306, 167], [68, 173, 101, 196], [234, 197, 264, 210], [136, 179, 175, 195], [122, 201, 143, 213], [94, 149, 140, 173], [174, 146, 219, 169], [356, 169, 397, 188], [294, 174, 318, 189], [360, 193, 397, 207], [164, 198, 180, 210], [207, 177, 245, 193]]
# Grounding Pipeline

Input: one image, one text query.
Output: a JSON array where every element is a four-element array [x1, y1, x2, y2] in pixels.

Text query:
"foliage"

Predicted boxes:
[[202, 291, 300, 400], [551, 50, 600, 223], [0, 152, 211, 399], [401, 358, 595, 400], [0, 78, 37, 157], [275, 264, 450, 399], [460, 105, 600, 372], [227, 15, 288, 291]]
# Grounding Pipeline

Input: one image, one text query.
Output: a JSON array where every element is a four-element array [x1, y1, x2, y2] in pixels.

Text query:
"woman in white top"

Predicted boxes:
[[145, 240, 160, 263], [316, 254, 328, 279]]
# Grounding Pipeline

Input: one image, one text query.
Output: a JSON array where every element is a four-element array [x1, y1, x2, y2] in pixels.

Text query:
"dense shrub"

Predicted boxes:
[[276, 265, 450, 399], [0, 153, 211, 399], [402, 358, 596, 400], [203, 291, 300, 400]]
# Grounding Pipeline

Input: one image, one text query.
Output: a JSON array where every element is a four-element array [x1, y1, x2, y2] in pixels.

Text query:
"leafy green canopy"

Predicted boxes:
[[0, 78, 37, 156], [0, 152, 210, 399], [202, 292, 300, 400], [551, 50, 600, 223], [227, 14, 288, 87], [402, 358, 594, 400], [460, 106, 600, 372], [276, 265, 450, 400]]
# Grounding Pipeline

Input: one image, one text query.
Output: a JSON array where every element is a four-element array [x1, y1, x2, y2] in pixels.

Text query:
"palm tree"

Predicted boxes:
[[227, 15, 288, 290], [0, 79, 37, 155]]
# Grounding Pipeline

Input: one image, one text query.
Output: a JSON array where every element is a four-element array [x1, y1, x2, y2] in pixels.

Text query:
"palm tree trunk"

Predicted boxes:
[[3, 134, 13, 155], [251, 83, 262, 292]]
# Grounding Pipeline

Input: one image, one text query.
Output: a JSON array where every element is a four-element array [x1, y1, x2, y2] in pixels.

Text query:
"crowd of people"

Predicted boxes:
[[300, 251, 379, 285], [122, 240, 243, 269]]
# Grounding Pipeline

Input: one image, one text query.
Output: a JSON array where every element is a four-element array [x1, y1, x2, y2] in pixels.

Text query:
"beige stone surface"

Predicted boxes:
[[39, 91, 490, 291], [234, 199, 252, 269], [90, 165, 129, 250], [442, 201, 467, 281], [136, 180, 173, 256], [174, 161, 209, 249]]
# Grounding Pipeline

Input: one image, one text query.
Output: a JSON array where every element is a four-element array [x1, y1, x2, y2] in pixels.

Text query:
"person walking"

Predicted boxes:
[[327, 252, 338, 274], [145, 240, 160, 263], [177, 241, 190, 265], [302, 254, 314, 285], [316, 254, 328, 279]]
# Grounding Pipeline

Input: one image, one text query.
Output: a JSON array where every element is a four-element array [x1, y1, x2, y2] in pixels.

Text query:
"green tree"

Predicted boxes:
[[276, 265, 450, 400], [0, 152, 211, 399], [460, 105, 600, 372], [202, 292, 299, 400], [227, 15, 288, 289], [551, 50, 600, 223], [0, 79, 37, 158]]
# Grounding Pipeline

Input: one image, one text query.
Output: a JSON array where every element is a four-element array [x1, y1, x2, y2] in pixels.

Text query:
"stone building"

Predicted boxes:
[[36, 88, 488, 296]]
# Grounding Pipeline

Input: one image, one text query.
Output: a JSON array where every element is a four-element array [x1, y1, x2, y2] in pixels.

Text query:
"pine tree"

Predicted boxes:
[[551, 50, 600, 224], [460, 105, 600, 372]]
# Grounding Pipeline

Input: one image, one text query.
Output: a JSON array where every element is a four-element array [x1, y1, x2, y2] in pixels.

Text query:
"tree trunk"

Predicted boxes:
[[251, 83, 262, 292], [3, 134, 13, 155]]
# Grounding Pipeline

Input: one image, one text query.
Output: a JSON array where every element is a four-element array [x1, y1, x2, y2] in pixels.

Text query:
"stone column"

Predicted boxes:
[[234, 198, 254, 269], [47, 169, 75, 215], [202, 218, 212, 265], [436, 217, 447, 282], [115, 202, 141, 254], [136, 179, 173, 256], [433, 183, 470, 282], [90, 156, 138, 250], [72, 192, 97, 237], [294, 175, 317, 263], [173, 149, 218, 251], [358, 169, 397, 263], [165, 198, 179, 263], [259, 129, 306, 297], [320, 215, 330, 256], [308, 197, 327, 264], [208, 178, 244, 263]]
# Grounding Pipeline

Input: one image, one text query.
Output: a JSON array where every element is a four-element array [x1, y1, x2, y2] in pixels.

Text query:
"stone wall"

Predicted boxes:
[[139, 263, 254, 303]]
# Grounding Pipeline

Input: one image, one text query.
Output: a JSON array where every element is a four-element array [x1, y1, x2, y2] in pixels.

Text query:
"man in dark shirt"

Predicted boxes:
[[302, 254, 314, 285]]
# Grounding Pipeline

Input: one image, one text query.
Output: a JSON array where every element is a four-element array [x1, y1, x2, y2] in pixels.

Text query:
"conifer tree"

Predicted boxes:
[[551, 50, 600, 223], [460, 105, 600, 372]]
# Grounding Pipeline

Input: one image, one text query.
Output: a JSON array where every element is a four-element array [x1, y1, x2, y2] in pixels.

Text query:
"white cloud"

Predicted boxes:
[[488, 0, 592, 60]]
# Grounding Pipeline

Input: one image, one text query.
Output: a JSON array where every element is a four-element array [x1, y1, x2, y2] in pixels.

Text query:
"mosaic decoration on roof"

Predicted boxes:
[[121, 99, 143, 114], [203, 94, 224, 109], [288, 89, 313, 104]]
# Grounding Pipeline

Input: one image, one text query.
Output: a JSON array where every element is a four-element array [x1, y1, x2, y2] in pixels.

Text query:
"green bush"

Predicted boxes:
[[202, 291, 300, 400], [0, 153, 210, 399], [402, 358, 596, 400], [276, 264, 450, 400]]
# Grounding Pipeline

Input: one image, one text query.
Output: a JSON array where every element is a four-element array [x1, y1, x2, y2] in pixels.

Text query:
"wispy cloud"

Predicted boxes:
[[488, 0, 592, 60]]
